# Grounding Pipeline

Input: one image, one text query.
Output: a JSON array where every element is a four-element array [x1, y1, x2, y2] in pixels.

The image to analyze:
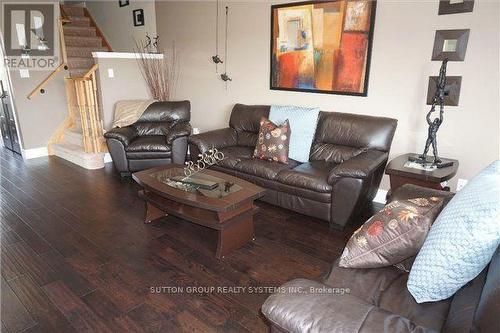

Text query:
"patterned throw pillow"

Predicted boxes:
[[408, 160, 500, 303], [339, 197, 444, 269], [253, 117, 291, 164]]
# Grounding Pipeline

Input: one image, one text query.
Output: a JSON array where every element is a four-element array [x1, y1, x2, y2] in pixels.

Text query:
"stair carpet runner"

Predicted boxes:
[[51, 4, 109, 170]]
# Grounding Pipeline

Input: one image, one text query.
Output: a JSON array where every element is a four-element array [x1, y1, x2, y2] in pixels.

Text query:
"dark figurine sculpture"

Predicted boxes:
[[410, 59, 453, 168]]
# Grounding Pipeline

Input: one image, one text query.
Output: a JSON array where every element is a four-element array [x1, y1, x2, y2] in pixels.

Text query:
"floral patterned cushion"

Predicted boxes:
[[253, 117, 291, 164], [339, 197, 444, 269]]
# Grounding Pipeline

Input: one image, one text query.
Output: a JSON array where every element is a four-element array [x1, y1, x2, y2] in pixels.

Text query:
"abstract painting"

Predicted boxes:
[[271, 0, 377, 96]]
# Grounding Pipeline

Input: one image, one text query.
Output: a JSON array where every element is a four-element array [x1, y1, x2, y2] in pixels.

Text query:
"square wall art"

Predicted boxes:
[[270, 0, 377, 96]]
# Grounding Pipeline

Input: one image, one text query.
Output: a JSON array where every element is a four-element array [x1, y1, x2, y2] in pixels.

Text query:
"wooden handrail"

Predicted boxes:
[[27, 63, 66, 100], [83, 64, 99, 78], [26, 15, 68, 99]]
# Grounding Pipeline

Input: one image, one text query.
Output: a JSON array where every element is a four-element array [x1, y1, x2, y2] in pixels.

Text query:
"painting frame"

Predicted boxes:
[[427, 76, 462, 106], [270, 0, 377, 96]]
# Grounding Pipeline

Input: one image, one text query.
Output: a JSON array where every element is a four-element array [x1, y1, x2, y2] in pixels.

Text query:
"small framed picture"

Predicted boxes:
[[118, 0, 129, 7], [431, 29, 470, 61], [438, 0, 474, 15], [133, 9, 145, 26]]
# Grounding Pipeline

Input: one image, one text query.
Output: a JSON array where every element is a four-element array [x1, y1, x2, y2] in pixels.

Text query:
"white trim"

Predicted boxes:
[[92, 52, 164, 59], [373, 189, 388, 204], [22, 147, 48, 160], [104, 153, 113, 163]]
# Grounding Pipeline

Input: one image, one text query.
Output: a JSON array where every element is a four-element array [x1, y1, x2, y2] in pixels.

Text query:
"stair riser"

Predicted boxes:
[[51, 145, 104, 170], [69, 69, 88, 78], [68, 57, 94, 69], [66, 18, 90, 27], [62, 6, 85, 17], [64, 132, 83, 147], [63, 27, 96, 37], [66, 37, 102, 48]]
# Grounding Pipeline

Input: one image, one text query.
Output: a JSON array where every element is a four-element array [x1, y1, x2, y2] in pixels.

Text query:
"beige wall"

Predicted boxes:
[[86, 0, 157, 52], [0, 0, 68, 151], [155, 0, 500, 190], [93, 55, 152, 130]]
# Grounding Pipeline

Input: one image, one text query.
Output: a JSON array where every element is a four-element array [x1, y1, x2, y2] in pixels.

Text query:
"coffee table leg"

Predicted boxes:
[[144, 202, 166, 224], [216, 216, 254, 259]]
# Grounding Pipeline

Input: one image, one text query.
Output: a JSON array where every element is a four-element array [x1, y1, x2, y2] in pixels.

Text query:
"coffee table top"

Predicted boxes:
[[132, 165, 266, 212]]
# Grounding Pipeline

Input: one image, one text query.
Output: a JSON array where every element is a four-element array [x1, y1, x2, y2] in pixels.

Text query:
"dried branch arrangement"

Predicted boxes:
[[134, 40, 179, 101]]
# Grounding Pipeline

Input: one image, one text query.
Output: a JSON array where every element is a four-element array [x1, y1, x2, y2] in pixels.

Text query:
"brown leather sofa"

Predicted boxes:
[[261, 184, 499, 333], [104, 101, 191, 176], [188, 104, 397, 229]]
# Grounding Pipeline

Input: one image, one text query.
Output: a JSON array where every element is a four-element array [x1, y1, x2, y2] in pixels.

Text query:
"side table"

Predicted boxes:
[[385, 153, 459, 195]]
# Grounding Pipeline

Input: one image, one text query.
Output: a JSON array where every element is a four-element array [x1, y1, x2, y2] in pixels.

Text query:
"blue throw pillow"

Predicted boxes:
[[269, 105, 320, 163], [407, 160, 500, 303]]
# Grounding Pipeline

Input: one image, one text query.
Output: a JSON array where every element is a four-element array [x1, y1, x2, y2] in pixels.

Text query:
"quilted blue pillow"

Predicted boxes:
[[269, 105, 320, 163], [408, 160, 500, 303]]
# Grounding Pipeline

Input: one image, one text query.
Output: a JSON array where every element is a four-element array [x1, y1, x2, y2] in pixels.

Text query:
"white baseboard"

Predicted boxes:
[[373, 189, 388, 204], [104, 153, 113, 163], [22, 147, 48, 160]]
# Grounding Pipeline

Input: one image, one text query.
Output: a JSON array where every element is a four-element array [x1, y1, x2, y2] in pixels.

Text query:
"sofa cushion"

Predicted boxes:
[[408, 160, 500, 303], [217, 146, 253, 168], [310, 142, 365, 164], [253, 117, 291, 164], [339, 197, 444, 269], [276, 161, 334, 193], [269, 105, 320, 163], [126, 136, 171, 152], [324, 260, 451, 331], [229, 104, 270, 147], [313, 111, 398, 152], [232, 158, 299, 180], [262, 278, 434, 333], [126, 151, 171, 160]]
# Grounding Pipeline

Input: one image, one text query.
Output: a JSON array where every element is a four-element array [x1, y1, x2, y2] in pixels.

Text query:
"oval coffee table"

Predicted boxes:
[[132, 165, 266, 259]]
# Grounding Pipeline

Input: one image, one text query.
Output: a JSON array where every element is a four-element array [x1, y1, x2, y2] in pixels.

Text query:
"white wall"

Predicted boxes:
[[93, 54, 154, 130], [0, 0, 68, 150], [86, 0, 157, 52], [155, 0, 500, 190]]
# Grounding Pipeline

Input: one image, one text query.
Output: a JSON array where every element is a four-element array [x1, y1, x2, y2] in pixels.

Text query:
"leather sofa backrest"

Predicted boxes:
[[227, 105, 397, 160], [133, 101, 191, 136], [229, 104, 270, 147], [310, 111, 397, 163]]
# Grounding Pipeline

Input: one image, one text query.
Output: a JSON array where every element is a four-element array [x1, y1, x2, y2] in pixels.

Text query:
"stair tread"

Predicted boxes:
[[52, 142, 103, 156]]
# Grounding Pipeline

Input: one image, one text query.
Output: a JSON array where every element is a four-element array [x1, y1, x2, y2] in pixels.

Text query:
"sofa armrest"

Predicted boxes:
[[166, 122, 192, 145], [188, 127, 237, 154], [328, 150, 388, 184], [104, 126, 138, 147], [262, 279, 433, 333]]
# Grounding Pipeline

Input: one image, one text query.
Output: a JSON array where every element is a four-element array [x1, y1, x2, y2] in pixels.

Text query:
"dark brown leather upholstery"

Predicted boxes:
[[261, 185, 500, 333], [104, 101, 191, 175], [188, 104, 397, 228]]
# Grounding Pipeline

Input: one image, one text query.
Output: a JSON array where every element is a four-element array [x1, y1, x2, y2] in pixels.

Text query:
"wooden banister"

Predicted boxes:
[[26, 63, 66, 100], [83, 64, 99, 78]]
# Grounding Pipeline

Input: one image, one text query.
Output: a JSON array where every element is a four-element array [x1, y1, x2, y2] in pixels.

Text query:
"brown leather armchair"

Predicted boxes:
[[261, 185, 499, 333], [188, 104, 397, 229], [104, 101, 191, 176]]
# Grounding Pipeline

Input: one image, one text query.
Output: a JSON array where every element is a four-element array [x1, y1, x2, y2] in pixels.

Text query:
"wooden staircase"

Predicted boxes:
[[32, 4, 113, 169]]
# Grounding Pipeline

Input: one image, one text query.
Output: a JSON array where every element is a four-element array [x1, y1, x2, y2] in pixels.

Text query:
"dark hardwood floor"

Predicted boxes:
[[0, 148, 380, 332]]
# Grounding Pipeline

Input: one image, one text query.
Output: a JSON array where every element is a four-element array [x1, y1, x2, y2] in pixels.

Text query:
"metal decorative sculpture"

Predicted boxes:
[[183, 148, 225, 177], [410, 59, 453, 168]]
